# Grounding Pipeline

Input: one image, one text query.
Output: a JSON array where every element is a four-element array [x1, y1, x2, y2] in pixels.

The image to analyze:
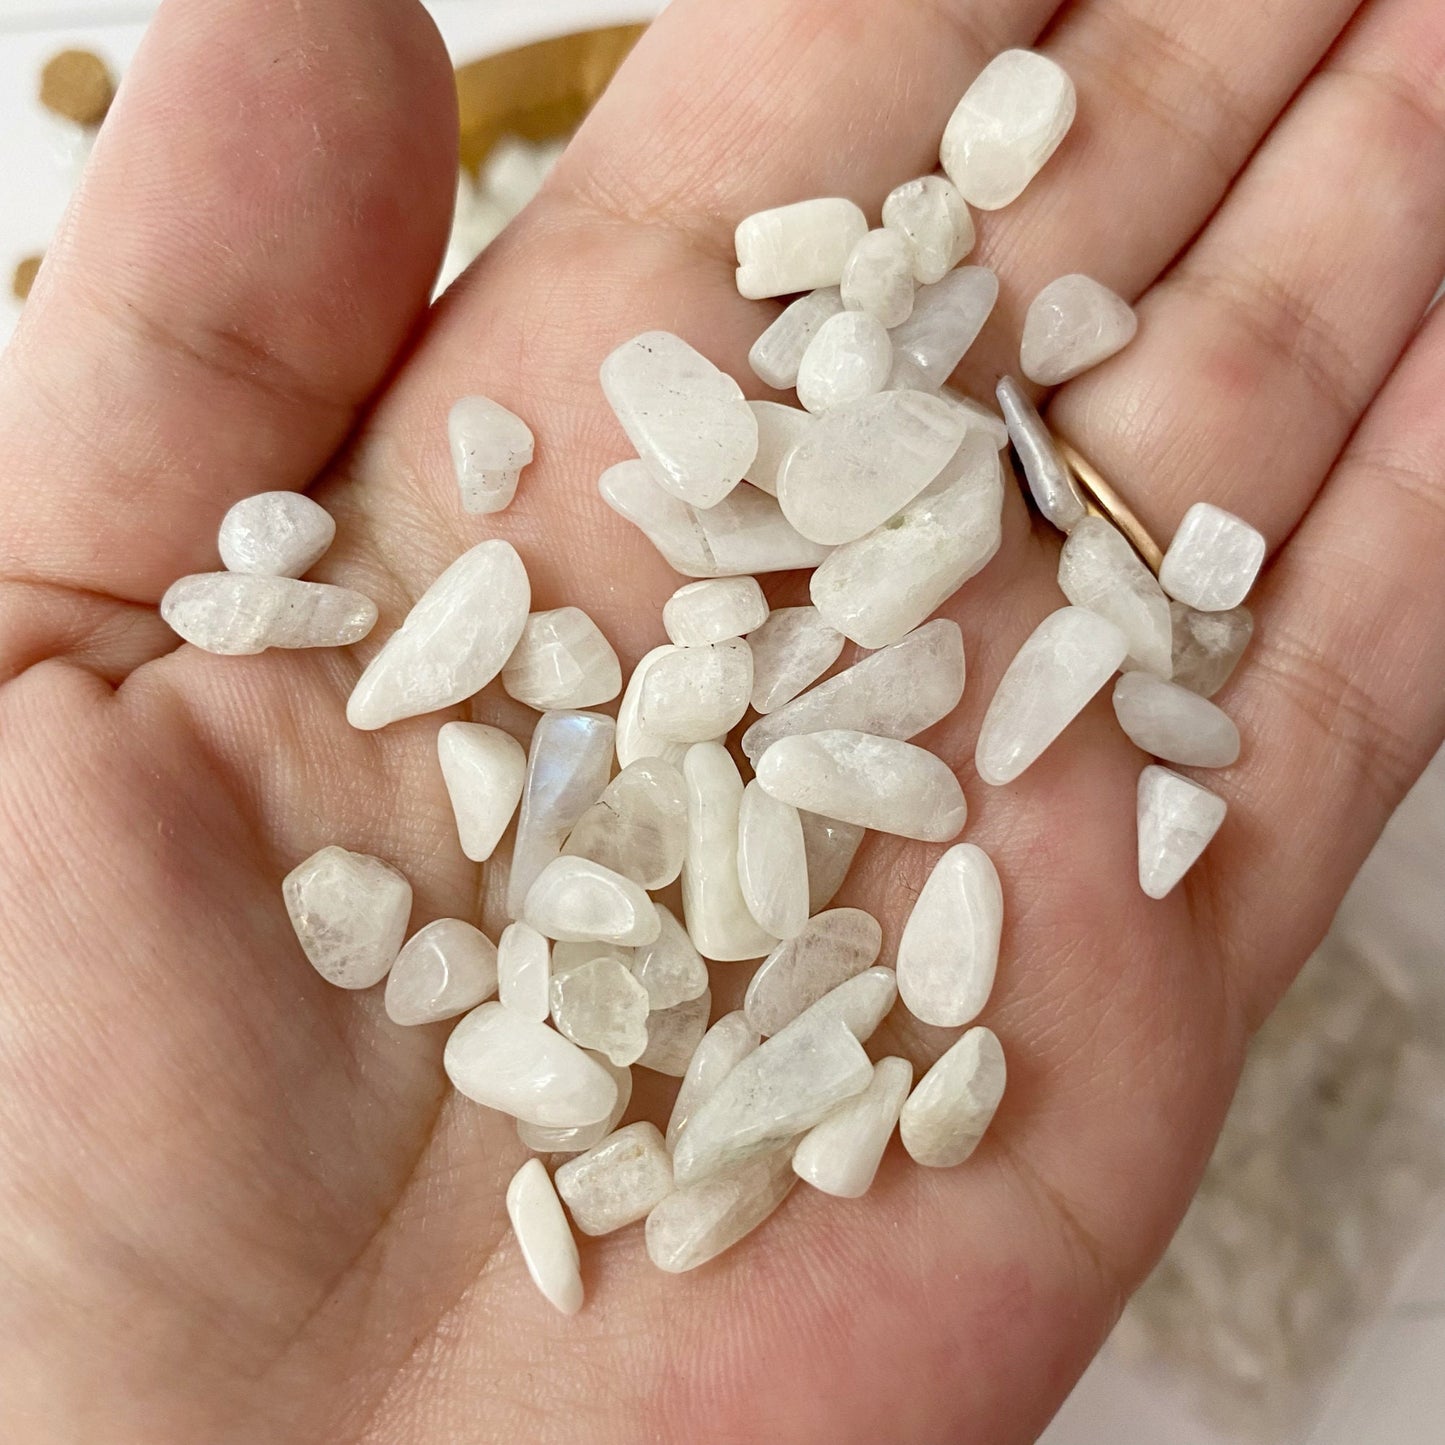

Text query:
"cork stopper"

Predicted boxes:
[[39, 49, 115, 127], [12, 255, 42, 302]]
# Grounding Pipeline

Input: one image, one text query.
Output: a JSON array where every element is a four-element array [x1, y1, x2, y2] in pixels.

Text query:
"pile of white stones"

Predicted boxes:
[[158, 49, 1266, 1313]]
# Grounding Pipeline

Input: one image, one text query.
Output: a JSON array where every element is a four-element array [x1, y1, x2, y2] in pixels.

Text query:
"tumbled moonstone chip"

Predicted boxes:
[[638, 637, 753, 743], [840, 227, 916, 328], [900, 1026, 1006, 1167], [792, 1055, 913, 1199], [555, 1121, 674, 1236], [1021, 274, 1138, 386], [448, 395, 534, 514], [1159, 502, 1267, 612], [549, 956, 650, 1067], [384, 917, 499, 1026], [1136, 764, 1227, 899], [501, 607, 622, 710], [1112, 671, 1241, 768], [889, 266, 999, 389], [645, 1148, 795, 1273], [882, 175, 975, 285], [505, 1158, 583, 1314], [283, 845, 412, 990], [743, 907, 884, 1036], [748, 288, 844, 390], [1169, 602, 1253, 698], [162, 573, 377, 656], [217, 491, 335, 577], [746, 605, 845, 714], [1057, 516, 1172, 677], [735, 197, 868, 300], [562, 757, 688, 890], [437, 721, 527, 863], [666, 1011, 761, 1149], [744, 401, 814, 497], [522, 856, 661, 947], [663, 577, 769, 647], [795, 310, 893, 414]]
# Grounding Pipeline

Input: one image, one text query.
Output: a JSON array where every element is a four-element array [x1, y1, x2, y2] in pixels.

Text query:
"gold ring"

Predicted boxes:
[[1054, 438, 1165, 576]]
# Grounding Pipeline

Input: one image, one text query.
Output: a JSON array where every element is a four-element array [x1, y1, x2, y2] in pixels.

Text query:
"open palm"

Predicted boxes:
[[1, 0, 1442, 1440]]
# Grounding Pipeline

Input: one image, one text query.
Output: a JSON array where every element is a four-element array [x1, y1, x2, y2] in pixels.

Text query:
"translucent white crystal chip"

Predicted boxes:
[[748, 288, 844, 390], [663, 577, 768, 647], [436, 721, 527, 863], [1169, 602, 1253, 698], [1058, 516, 1173, 677], [283, 845, 412, 990], [1021, 275, 1138, 386], [384, 918, 498, 1026], [497, 921, 551, 1022], [505, 1158, 583, 1315], [900, 1026, 1006, 1167], [630, 905, 709, 1011], [736, 781, 810, 943], [792, 1055, 913, 1198], [808, 966, 899, 1043], [448, 395, 534, 514], [501, 608, 622, 710], [1160, 503, 1267, 612], [666, 1011, 761, 1149], [882, 175, 976, 285], [161, 574, 376, 656], [995, 375, 1087, 532], [745, 401, 814, 497], [744, 908, 884, 1036], [522, 856, 660, 947], [939, 387, 1010, 450], [562, 757, 687, 890], [556, 1122, 674, 1236], [517, 1053, 632, 1155], [637, 988, 712, 1076], [800, 811, 865, 913], [795, 310, 893, 414], [645, 1148, 795, 1273], [747, 605, 845, 714], [615, 646, 689, 771], [888, 266, 999, 389], [638, 638, 753, 743], [1137, 764, 1227, 899], [734, 197, 868, 300], [840, 228, 916, 328], [217, 491, 335, 577], [1113, 672, 1241, 768], [549, 956, 650, 1066]]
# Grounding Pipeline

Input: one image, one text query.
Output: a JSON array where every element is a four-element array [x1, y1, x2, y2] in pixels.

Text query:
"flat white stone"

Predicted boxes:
[[549, 956, 651, 1066], [517, 1053, 632, 1155], [940, 49, 1076, 210], [939, 387, 1010, 450], [638, 638, 753, 743], [889, 267, 999, 389], [505, 1158, 582, 1314], [501, 608, 622, 711], [995, 375, 1087, 532], [445, 1002, 618, 1128], [663, 577, 768, 647], [744, 908, 883, 1036], [562, 757, 687, 889], [615, 646, 690, 771], [449, 395, 535, 514], [810, 430, 1003, 648], [796, 310, 893, 414], [217, 491, 335, 577], [975, 607, 1129, 785], [556, 1122, 674, 1236], [735, 198, 868, 299], [747, 606, 845, 715], [436, 721, 527, 863], [599, 332, 757, 508], [1160, 503, 1267, 612], [666, 1011, 761, 1149], [1170, 602, 1254, 698], [645, 1148, 795, 1273], [497, 920, 551, 1022], [523, 856, 660, 947], [384, 918, 498, 1026], [805, 966, 898, 1043], [757, 730, 967, 843], [800, 811, 866, 912], [1058, 517, 1173, 677], [630, 904, 709, 1011], [776, 390, 967, 545], [1113, 672, 1241, 768], [737, 781, 810, 942], [882, 175, 975, 285], [283, 846, 412, 990], [346, 540, 530, 731], [749, 288, 844, 390], [792, 1055, 913, 1198], [896, 844, 1002, 1028], [682, 744, 779, 962], [900, 1026, 1006, 1167], [840, 228, 916, 328], [162, 573, 376, 656], [636, 988, 712, 1076], [745, 401, 814, 496], [1137, 764, 1227, 899], [1021, 275, 1138, 386]]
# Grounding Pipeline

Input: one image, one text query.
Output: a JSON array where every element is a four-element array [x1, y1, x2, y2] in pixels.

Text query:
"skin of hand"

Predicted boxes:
[[0, 0, 1442, 1440]]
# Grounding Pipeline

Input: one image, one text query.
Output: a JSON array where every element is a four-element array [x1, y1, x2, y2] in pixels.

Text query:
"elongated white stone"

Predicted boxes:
[[996, 375, 1087, 532], [639, 638, 753, 743], [517, 1052, 632, 1155], [735, 198, 868, 300], [498, 921, 551, 1022], [796, 310, 893, 414], [939, 387, 1010, 450], [941, 49, 1076, 210], [162, 574, 376, 656], [445, 1002, 618, 1127], [385, 918, 498, 1026], [1059, 517, 1172, 677], [562, 757, 687, 890], [549, 956, 650, 1066], [743, 618, 965, 764], [1170, 602, 1253, 698], [666, 1011, 761, 1149], [663, 577, 768, 647], [792, 1056, 913, 1198], [747, 607, 844, 715], [615, 646, 690, 771], [810, 430, 1003, 648], [882, 175, 975, 285], [745, 401, 814, 497], [437, 721, 527, 863], [737, 781, 810, 942], [1160, 503, 1267, 612], [217, 492, 334, 577], [806, 966, 898, 1043], [1137, 765, 1227, 899], [1022, 275, 1138, 386], [801, 811, 865, 912], [744, 908, 883, 1036], [556, 1122, 674, 1236], [505, 1159, 583, 1315], [749, 288, 844, 390], [975, 607, 1128, 786], [1114, 672, 1241, 767], [630, 904, 709, 1011], [757, 730, 967, 842], [502, 608, 622, 711], [346, 541, 530, 730], [600, 332, 757, 509], [889, 267, 999, 389], [599, 463, 831, 578], [523, 856, 660, 947], [645, 1148, 795, 1273], [777, 390, 967, 545], [637, 988, 712, 1076], [283, 846, 411, 990], [449, 395, 534, 514], [900, 1026, 1006, 1167], [897, 844, 1002, 1028], [840, 228, 916, 328], [682, 744, 779, 962]]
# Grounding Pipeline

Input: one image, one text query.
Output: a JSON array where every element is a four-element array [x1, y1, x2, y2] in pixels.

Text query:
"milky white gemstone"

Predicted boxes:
[[1022, 275, 1138, 386], [549, 956, 651, 1066], [681, 744, 779, 962], [743, 618, 965, 765], [551, 940, 633, 976], [900, 1026, 1006, 1167], [505, 1158, 583, 1314], [757, 731, 967, 843], [897, 844, 1002, 1028], [795, 310, 893, 414], [882, 175, 975, 285], [1058, 517, 1173, 677], [448, 395, 535, 514], [556, 1122, 674, 1236], [806, 967, 899, 1043], [384, 918, 498, 1026], [744, 908, 884, 1036], [800, 811, 866, 912], [1170, 602, 1254, 698], [599, 463, 831, 578], [562, 757, 687, 889], [638, 638, 753, 743], [975, 607, 1129, 785], [523, 856, 660, 947], [1137, 765, 1227, 899], [792, 1056, 913, 1198], [889, 267, 999, 389], [666, 1011, 761, 1149], [346, 541, 530, 730], [745, 402, 814, 496], [735, 198, 868, 300], [939, 387, 1010, 449], [1113, 672, 1241, 767], [645, 1148, 795, 1273], [217, 491, 335, 577], [637, 988, 712, 1076], [445, 1002, 618, 1127], [283, 846, 411, 990], [600, 332, 758, 508], [810, 430, 1002, 648], [746, 606, 845, 715], [630, 904, 709, 1011], [840, 228, 916, 329], [1160, 503, 1267, 612], [162, 574, 376, 656], [941, 49, 1076, 209], [995, 376, 1087, 532], [748, 288, 844, 389], [498, 921, 551, 1022], [615, 646, 690, 771], [517, 1052, 632, 1155], [663, 577, 768, 647], [736, 781, 810, 942], [501, 608, 622, 711], [436, 721, 527, 863]]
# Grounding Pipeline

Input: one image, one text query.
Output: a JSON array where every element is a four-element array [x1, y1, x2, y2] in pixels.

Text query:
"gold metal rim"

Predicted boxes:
[[1055, 438, 1165, 575]]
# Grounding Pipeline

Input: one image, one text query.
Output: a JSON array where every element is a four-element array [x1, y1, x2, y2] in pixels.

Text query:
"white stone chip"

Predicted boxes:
[[630, 905, 709, 1011], [615, 646, 690, 771], [663, 577, 769, 647], [900, 1026, 1006, 1167], [1160, 502, 1267, 612], [800, 811, 866, 913], [517, 1053, 632, 1155], [888, 266, 999, 389], [346, 540, 530, 731], [562, 757, 687, 890], [940, 49, 1077, 210], [501, 608, 622, 711], [745, 401, 814, 496], [748, 288, 844, 390], [1137, 765, 1227, 900], [840, 228, 916, 328], [1169, 602, 1254, 698], [505, 1158, 583, 1314], [734, 198, 868, 299], [939, 387, 1011, 450], [283, 845, 412, 990], [436, 721, 527, 863], [744, 908, 884, 1036], [1021, 275, 1138, 386], [747, 606, 846, 715], [897, 844, 1002, 1028], [637, 988, 712, 1076], [551, 940, 633, 976], [737, 781, 810, 942], [792, 1055, 914, 1198], [795, 310, 894, 414], [599, 331, 758, 509], [645, 1147, 795, 1273], [805, 966, 899, 1044], [882, 175, 976, 285], [995, 375, 1087, 532], [217, 491, 335, 577], [448, 395, 535, 514], [161, 574, 377, 656], [384, 918, 498, 1026], [639, 638, 753, 743], [1113, 672, 1241, 768], [549, 955, 651, 1066], [667, 1011, 762, 1149], [975, 607, 1129, 786], [556, 1122, 674, 1236], [522, 856, 661, 947], [1058, 516, 1173, 677], [498, 921, 551, 1022]]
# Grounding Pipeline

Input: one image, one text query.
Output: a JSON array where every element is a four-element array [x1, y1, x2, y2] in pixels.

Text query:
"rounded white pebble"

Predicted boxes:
[[1020, 274, 1138, 386], [900, 1027, 1006, 1167], [449, 395, 534, 514], [735, 198, 868, 300], [1137, 764, 1227, 899], [501, 607, 622, 710], [162, 573, 376, 656], [505, 1158, 583, 1315], [792, 1055, 913, 1198], [522, 855, 661, 946], [1159, 502, 1267, 613], [283, 845, 412, 990], [882, 175, 975, 285], [497, 921, 551, 1022], [217, 491, 335, 577], [555, 1121, 674, 1236], [795, 310, 893, 414], [384, 918, 498, 1026], [840, 228, 916, 328], [663, 577, 769, 647], [436, 722, 527, 863]]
